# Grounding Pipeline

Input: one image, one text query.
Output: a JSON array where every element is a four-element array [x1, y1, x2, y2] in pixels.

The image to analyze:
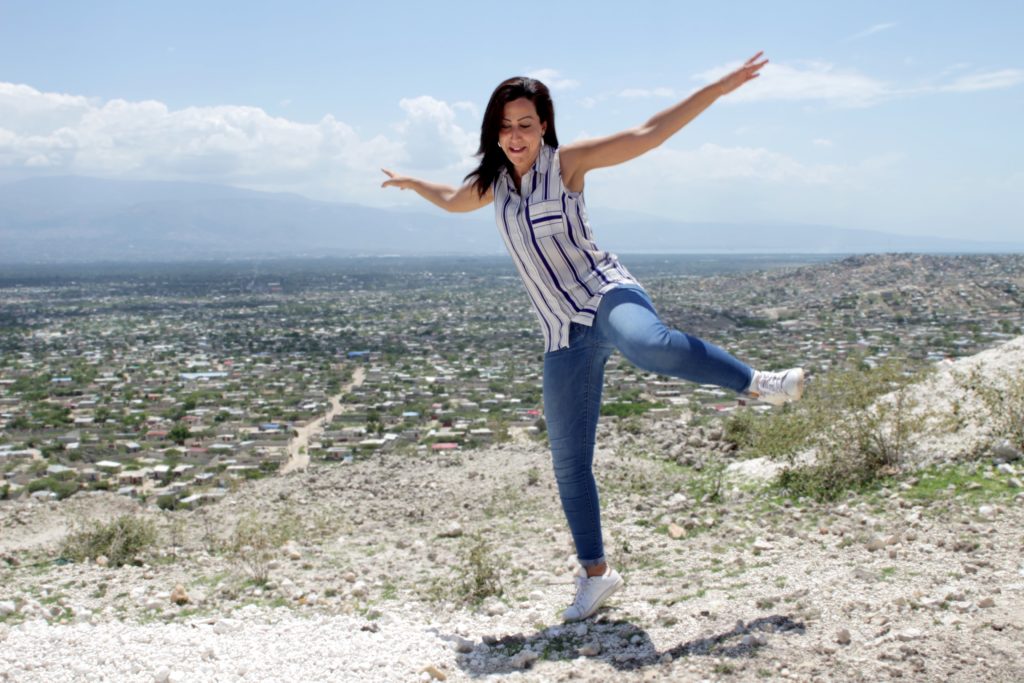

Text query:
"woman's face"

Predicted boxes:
[[499, 97, 547, 175]]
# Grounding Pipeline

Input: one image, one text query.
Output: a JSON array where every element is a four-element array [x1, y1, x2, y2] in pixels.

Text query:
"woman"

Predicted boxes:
[[381, 52, 804, 622]]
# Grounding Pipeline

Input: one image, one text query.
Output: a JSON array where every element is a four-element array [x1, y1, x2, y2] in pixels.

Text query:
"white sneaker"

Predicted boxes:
[[562, 566, 623, 622], [748, 368, 805, 406]]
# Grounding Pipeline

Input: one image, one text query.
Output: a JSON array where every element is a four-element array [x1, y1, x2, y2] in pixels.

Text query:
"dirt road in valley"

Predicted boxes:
[[280, 366, 365, 475]]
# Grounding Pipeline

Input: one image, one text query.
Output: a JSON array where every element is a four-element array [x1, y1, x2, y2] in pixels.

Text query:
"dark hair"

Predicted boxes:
[[465, 77, 559, 197]]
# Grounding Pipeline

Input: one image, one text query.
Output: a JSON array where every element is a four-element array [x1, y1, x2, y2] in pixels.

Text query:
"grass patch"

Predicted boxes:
[[59, 515, 158, 567], [897, 463, 1019, 504], [601, 400, 665, 418], [426, 534, 506, 608]]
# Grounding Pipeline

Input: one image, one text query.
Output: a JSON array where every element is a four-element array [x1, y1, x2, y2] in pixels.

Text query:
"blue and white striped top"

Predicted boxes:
[[493, 144, 640, 352]]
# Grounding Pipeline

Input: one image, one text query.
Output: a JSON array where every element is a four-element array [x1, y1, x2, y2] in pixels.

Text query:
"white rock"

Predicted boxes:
[[213, 618, 241, 634], [897, 628, 924, 641], [350, 581, 368, 598], [510, 650, 539, 669], [978, 505, 996, 519], [440, 522, 464, 538], [579, 641, 601, 656], [0, 601, 16, 617], [865, 536, 886, 552], [153, 669, 171, 683], [452, 636, 474, 653]]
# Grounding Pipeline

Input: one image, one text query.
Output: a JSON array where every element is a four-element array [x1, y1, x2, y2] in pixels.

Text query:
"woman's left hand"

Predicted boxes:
[[716, 52, 768, 96]]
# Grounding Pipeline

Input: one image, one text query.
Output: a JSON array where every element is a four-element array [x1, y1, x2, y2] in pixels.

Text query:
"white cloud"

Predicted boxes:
[[394, 95, 477, 171], [813, 138, 833, 147], [695, 60, 891, 108], [844, 22, 897, 42], [525, 68, 580, 91], [618, 87, 676, 99], [692, 59, 1024, 108], [936, 69, 1024, 93], [0, 81, 483, 202]]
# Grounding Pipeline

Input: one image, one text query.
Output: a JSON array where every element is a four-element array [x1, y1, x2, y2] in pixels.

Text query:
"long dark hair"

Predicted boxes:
[[465, 77, 560, 197]]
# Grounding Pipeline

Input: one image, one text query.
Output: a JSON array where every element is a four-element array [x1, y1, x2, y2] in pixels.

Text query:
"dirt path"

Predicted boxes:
[[280, 366, 365, 475]]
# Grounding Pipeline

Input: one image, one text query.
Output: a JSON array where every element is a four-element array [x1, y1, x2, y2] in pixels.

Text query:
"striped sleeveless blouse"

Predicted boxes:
[[493, 144, 640, 352]]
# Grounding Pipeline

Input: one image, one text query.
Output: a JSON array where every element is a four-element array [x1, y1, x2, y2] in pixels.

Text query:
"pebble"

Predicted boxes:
[[753, 538, 773, 552], [897, 628, 924, 642], [350, 581, 368, 598], [667, 523, 686, 539], [452, 636, 474, 653], [170, 585, 189, 606], [853, 567, 879, 582], [978, 505, 996, 520], [509, 650, 539, 669], [978, 597, 996, 608], [95, 555, 109, 567], [440, 522, 464, 538], [579, 642, 601, 657], [421, 664, 447, 680], [866, 536, 886, 552], [0, 601, 16, 617], [213, 618, 241, 634], [992, 440, 1023, 462]]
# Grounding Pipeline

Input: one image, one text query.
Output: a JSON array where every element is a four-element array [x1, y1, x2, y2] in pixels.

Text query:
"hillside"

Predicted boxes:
[[1, 336, 1022, 681]]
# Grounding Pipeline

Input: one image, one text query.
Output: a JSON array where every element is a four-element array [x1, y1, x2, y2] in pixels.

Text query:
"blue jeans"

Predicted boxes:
[[542, 285, 754, 567]]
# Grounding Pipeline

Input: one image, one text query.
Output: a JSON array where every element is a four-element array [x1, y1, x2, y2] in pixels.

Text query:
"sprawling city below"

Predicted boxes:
[[2, 253, 1022, 507]]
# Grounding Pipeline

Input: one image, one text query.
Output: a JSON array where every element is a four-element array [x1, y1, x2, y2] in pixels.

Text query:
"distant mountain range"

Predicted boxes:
[[1, 176, 1020, 262]]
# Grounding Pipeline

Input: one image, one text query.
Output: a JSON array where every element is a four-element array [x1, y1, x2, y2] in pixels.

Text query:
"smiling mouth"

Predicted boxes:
[[508, 146, 527, 154]]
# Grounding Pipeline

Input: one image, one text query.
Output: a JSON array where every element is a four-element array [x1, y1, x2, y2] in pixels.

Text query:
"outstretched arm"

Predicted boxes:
[[380, 170, 493, 213], [559, 52, 768, 192]]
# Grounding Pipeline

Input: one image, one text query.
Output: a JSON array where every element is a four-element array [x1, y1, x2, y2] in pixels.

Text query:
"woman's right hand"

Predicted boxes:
[[380, 168, 416, 191], [379, 169, 492, 212]]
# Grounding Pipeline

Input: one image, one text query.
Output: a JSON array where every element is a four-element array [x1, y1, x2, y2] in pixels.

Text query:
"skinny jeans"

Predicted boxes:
[[542, 284, 754, 568]]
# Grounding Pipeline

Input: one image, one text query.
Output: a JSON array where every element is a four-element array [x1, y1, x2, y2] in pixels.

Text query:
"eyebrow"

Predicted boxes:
[[501, 115, 536, 122]]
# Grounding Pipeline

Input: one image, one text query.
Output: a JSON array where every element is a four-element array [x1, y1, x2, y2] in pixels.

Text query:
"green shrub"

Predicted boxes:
[[772, 361, 925, 501], [430, 535, 505, 607], [156, 494, 178, 511], [724, 356, 927, 501], [954, 367, 1024, 451], [228, 511, 299, 585], [60, 515, 158, 567]]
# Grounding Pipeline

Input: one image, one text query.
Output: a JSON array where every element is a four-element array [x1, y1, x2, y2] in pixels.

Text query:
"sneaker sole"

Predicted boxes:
[[564, 575, 624, 622]]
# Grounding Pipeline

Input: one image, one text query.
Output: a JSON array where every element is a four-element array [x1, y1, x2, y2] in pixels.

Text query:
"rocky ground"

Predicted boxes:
[[2, 341, 1023, 682]]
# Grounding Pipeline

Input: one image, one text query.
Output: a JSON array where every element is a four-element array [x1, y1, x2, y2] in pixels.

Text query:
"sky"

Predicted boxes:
[[1, 0, 1022, 242]]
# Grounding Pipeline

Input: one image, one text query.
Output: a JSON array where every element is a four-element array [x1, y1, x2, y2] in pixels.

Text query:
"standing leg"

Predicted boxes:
[[543, 323, 614, 570], [595, 285, 755, 392]]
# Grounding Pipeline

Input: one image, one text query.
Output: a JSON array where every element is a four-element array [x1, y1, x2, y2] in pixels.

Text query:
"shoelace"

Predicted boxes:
[[757, 371, 786, 395], [570, 574, 589, 608]]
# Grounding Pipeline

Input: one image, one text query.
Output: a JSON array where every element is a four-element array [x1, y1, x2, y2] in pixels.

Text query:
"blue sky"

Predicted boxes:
[[1, 1, 1022, 241]]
